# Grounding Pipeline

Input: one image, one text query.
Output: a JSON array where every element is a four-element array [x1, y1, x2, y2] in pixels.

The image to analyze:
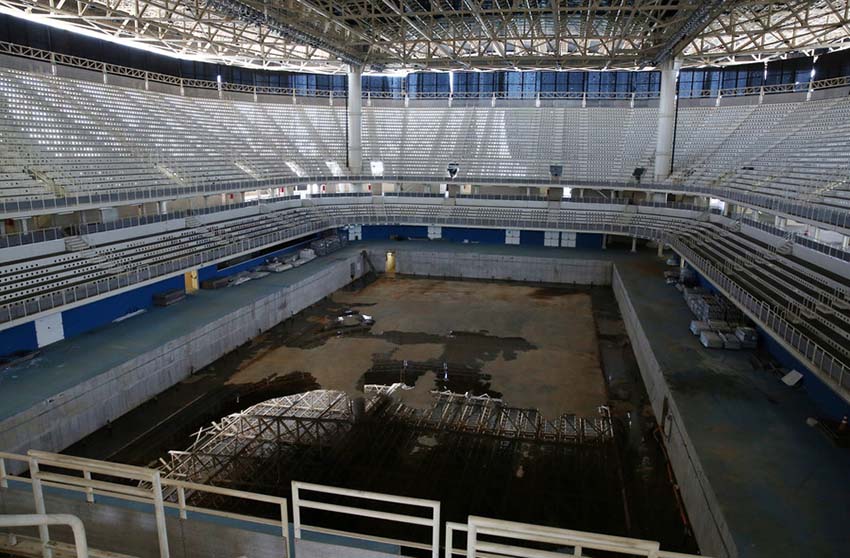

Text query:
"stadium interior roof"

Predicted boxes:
[[1, 1, 849, 73]]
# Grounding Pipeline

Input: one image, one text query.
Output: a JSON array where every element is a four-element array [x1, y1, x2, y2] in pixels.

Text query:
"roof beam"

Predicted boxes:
[[203, 0, 364, 66], [649, 0, 731, 67]]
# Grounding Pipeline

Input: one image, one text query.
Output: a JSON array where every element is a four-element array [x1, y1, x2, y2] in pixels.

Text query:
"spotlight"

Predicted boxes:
[[447, 162, 460, 179]]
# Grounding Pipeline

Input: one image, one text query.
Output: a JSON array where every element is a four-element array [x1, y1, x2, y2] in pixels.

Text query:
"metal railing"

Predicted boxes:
[[738, 217, 850, 263], [292, 481, 440, 558], [0, 449, 705, 558], [4, 174, 847, 232], [455, 516, 706, 558], [0, 450, 290, 558], [0, 514, 90, 558], [1, 40, 849, 105]]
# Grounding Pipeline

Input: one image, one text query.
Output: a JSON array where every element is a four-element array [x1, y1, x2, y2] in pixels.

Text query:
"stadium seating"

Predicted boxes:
[[0, 68, 346, 201], [0, 65, 849, 220]]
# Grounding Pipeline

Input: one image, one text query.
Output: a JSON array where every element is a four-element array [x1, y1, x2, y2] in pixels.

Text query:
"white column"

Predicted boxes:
[[654, 58, 682, 181], [347, 65, 363, 176], [631, 237, 637, 253]]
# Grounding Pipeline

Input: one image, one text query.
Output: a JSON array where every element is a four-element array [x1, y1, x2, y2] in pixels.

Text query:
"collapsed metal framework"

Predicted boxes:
[[158, 387, 614, 501], [159, 390, 359, 498], [384, 389, 613, 444], [1, 1, 849, 72]]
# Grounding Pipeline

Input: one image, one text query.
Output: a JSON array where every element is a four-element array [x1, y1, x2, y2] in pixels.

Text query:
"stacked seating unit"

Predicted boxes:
[[0, 67, 346, 202]]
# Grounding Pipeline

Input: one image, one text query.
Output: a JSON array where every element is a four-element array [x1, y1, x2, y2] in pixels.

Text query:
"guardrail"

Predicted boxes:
[[0, 514, 90, 558], [3, 174, 847, 232], [4, 39, 848, 104], [1, 450, 704, 558], [458, 516, 706, 558], [0, 450, 290, 558], [292, 480, 440, 558]]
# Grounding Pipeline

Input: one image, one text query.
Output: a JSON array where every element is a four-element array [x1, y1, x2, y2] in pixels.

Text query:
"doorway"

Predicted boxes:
[[184, 270, 199, 294]]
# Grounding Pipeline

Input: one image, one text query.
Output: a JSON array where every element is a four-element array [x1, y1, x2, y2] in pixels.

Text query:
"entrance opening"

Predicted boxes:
[[184, 270, 199, 294], [385, 251, 396, 274]]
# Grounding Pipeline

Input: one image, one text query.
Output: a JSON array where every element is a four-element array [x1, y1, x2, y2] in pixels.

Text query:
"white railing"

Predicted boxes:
[[292, 480, 441, 558], [1, 40, 848, 104], [459, 516, 706, 558], [0, 514, 90, 558], [0, 450, 290, 558], [2, 450, 709, 558]]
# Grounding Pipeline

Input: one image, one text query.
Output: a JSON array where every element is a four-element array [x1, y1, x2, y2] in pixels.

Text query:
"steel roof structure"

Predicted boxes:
[[1, 1, 849, 72]]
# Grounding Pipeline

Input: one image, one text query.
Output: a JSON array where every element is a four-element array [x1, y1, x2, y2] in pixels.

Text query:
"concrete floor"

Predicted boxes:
[[228, 276, 607, 418]]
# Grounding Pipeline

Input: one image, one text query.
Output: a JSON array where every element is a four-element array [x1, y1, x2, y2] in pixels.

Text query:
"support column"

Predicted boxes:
[[657, 242, 664, 257], [654, 58, 681, 181], [602, 234, 607, 250], [347, 65, 363, 176], [631, 237, 637, 253]]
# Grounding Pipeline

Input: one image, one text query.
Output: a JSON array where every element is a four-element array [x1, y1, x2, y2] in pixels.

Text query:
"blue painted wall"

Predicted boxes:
[[758, 327, 849, 420], [361, 225, 428, 241], [441, 227, 505, 244], [0, 321, 38, 358], [520, 230, 545, 246], [61, 275, 185, 339], [575, 233, 604, 250]]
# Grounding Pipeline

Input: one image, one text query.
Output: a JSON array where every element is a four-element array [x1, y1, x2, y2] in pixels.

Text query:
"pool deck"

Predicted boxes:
[[2, 240, 848, 558]]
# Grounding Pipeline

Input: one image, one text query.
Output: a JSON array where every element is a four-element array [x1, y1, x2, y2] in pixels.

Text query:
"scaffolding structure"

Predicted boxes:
[[158, 386, 613, 499], [379, 388, 613, 444], [157, 390, 360, 499]]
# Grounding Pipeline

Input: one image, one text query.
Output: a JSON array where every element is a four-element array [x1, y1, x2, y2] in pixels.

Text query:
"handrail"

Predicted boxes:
[[3, 174, 847, 231], [292, 480, 440, 558], [1, 40, 848, 103], [0, 450, 290, 558], [0, 514, 89, 558], [452, 516, 707, 558]]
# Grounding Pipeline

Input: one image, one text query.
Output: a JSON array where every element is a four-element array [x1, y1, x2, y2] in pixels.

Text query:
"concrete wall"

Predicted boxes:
[[611, 267, 736, 558], [0, 252, 368, 468], [367, 247, 612, 285]]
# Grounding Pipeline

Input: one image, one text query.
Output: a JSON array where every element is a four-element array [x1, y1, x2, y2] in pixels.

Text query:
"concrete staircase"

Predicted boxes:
[[64, 236, 90, 252]]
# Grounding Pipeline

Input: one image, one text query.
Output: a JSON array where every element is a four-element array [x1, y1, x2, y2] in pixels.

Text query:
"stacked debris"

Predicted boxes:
[[311, 235, 347, 256], [665, 268, 756, 351], [684, 290, 744, 324]]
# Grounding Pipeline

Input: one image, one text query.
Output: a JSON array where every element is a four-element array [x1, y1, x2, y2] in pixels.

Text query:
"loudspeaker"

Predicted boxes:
[[446, 162, 459, 179], [549, 165, 563, 178], [632, 167, 645, 181]]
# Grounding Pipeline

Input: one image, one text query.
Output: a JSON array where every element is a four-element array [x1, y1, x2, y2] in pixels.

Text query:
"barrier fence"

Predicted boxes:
[[0, 450, 290, 558], [3, 173, 847, 232], [0, 450, 705, 558]]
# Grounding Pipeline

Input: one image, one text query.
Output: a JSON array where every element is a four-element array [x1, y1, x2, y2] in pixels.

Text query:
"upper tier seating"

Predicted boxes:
[[0, 68, 346, 201], [0, 66, 849, 216]]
